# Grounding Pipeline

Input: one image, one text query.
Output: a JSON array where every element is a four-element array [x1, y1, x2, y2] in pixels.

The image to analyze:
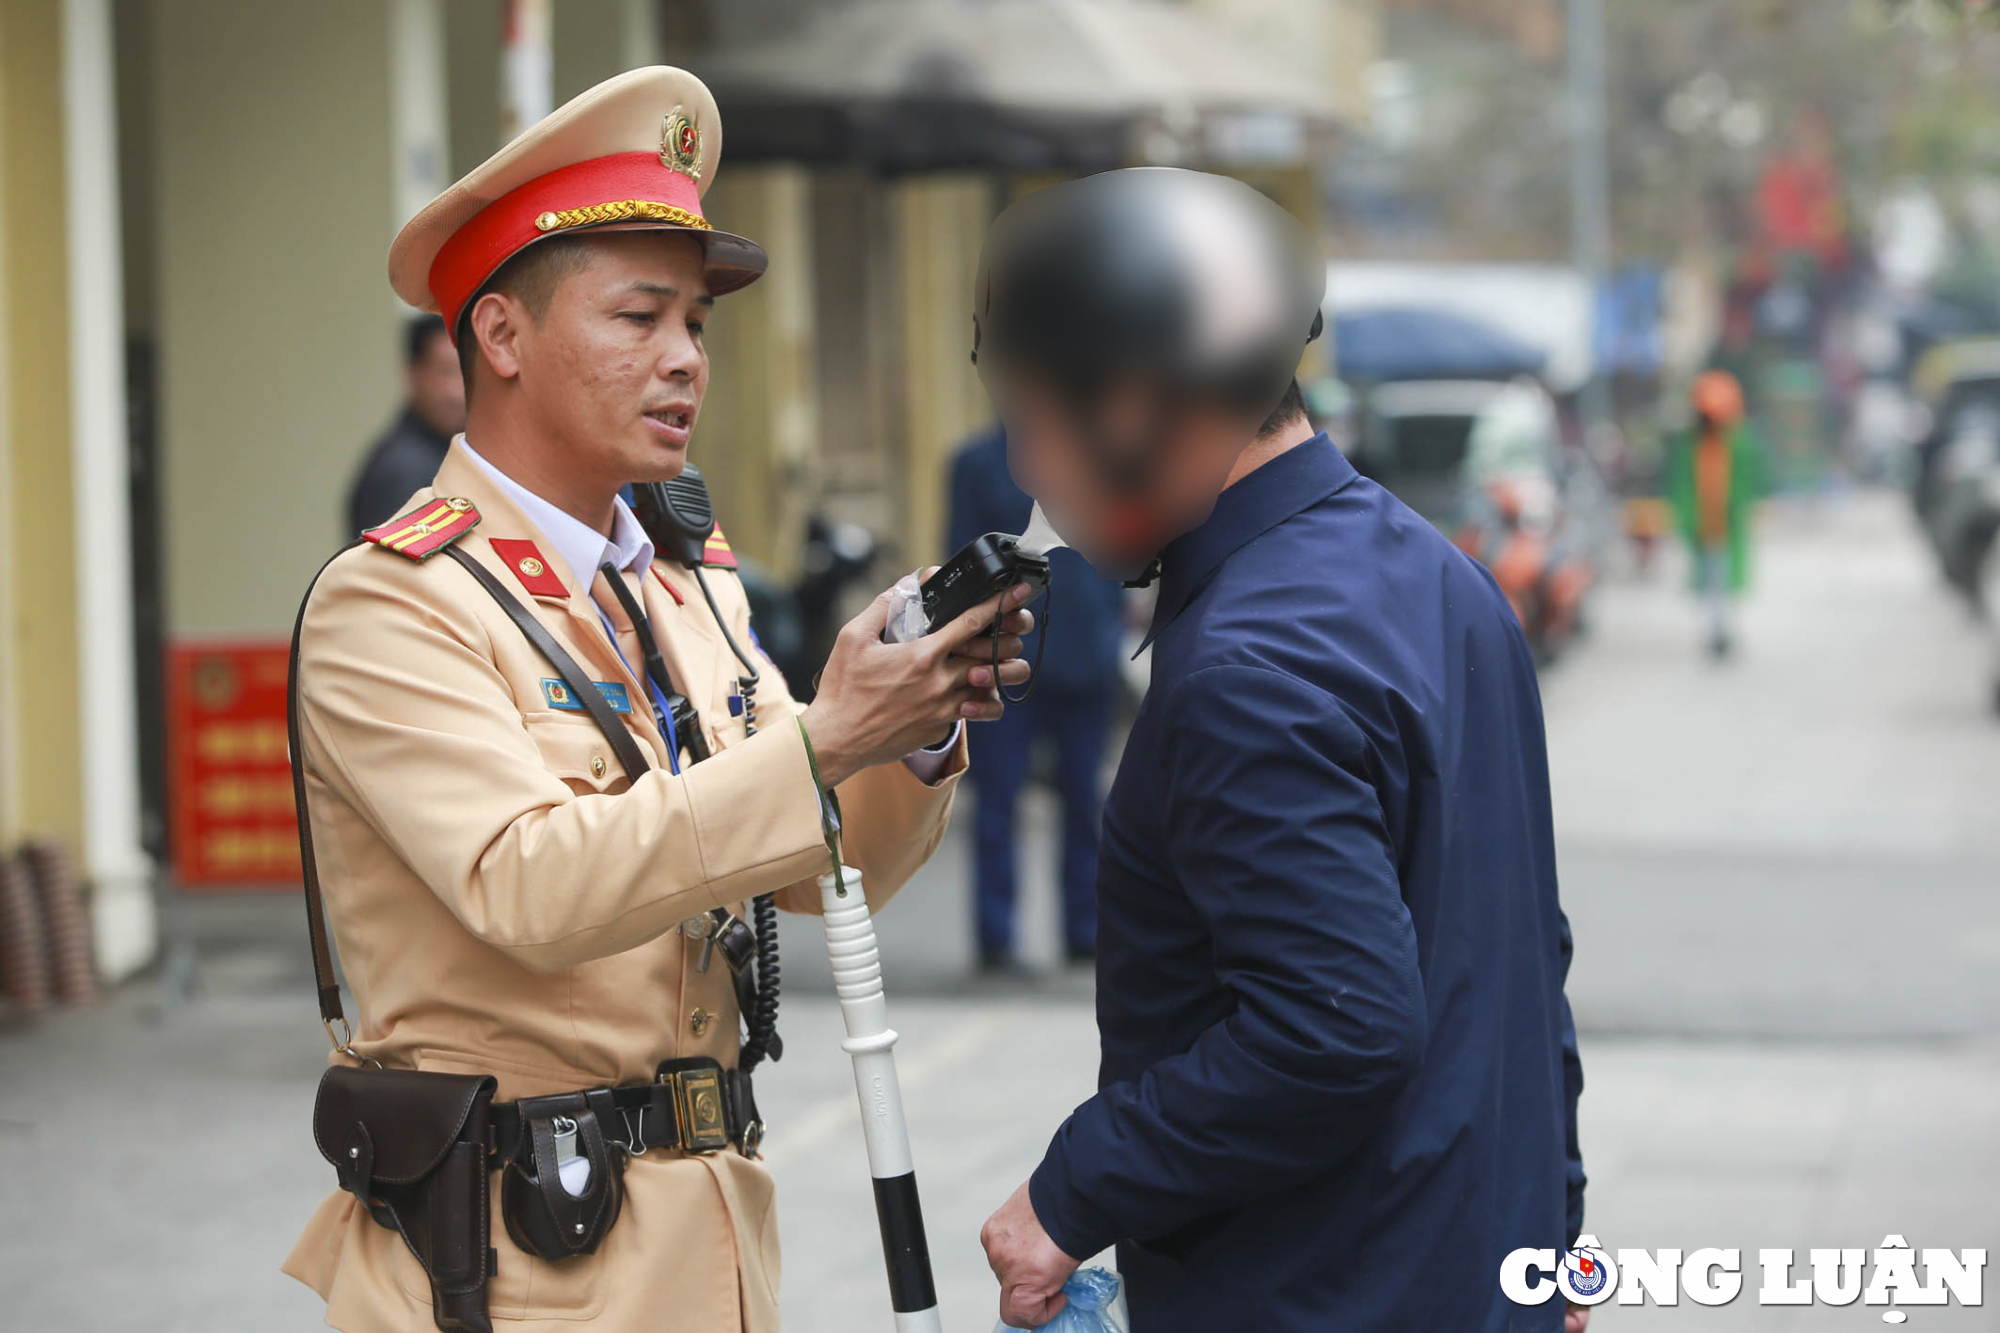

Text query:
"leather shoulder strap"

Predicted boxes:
[[287, 541, 653, 1036], [288, 542, 362, 1030], [442, 546, 651, 784]]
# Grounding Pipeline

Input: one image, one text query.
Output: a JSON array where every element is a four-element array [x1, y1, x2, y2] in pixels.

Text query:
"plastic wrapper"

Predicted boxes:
[[883, 571, 929, 644], [994, 1266, 1128, 1333], [1016, 502, 1069, 557]]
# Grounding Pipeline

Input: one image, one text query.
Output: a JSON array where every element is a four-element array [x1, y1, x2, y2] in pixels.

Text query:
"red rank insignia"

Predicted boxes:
[[362, 497, 480, 560], [700, 524, 738, 570], [487, 538, 569, 598]]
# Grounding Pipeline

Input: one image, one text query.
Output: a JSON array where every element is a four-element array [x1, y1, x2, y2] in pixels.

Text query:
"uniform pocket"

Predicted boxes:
[[521, 713, 630, 795]]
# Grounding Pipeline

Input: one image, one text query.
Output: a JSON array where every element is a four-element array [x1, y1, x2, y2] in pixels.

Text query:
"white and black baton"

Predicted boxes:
[[819, 863, 943, 1331], [798, 715, 943, 1332]]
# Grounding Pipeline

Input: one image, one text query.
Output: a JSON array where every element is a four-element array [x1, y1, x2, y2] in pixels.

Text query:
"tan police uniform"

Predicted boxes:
[[280, 68, 965, 1333]]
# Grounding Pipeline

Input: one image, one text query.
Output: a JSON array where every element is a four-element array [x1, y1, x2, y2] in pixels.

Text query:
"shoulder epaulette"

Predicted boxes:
[[700, 522, 738, 570], [362, 497, 480, 560]]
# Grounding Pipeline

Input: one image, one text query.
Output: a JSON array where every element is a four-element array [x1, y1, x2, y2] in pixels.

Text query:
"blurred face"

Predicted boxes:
[[407, 329, 465, 437], [1000, 373, 1250, 572], [477, 230, 712, 489]]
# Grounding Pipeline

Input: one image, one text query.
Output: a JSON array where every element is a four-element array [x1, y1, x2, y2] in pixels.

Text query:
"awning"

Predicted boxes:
[[696, 0, 1341, 171]]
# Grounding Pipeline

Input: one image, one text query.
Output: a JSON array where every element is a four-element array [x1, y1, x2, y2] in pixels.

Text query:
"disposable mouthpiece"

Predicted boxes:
[[1017, 503, 1068, 557]]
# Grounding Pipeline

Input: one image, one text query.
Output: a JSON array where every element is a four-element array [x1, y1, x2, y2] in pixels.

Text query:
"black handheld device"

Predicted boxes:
[[918, 532, 1051, 634]]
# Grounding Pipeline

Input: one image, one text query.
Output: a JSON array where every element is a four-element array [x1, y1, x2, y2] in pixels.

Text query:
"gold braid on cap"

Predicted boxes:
[[533, 201, 712, 234]]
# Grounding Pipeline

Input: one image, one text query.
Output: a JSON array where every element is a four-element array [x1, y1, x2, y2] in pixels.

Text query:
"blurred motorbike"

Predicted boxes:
[[737, 515, 880, 700], [1921, 401, 2000, 606], [1350, 376, 1599, 664], [1454, 471, 1594, 665]]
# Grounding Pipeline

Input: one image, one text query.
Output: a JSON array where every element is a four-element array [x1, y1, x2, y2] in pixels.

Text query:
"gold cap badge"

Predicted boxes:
[[661, 107, 702, 181]]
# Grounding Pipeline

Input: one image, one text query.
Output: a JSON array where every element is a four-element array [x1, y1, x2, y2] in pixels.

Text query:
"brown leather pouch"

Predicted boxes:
[[499, 1089, 626, 1262], [314, 1064, 498, 1333]]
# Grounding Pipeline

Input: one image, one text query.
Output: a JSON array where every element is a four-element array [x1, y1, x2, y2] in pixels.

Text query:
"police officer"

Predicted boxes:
[[972, 169, 1586, 1333], [282, 68, 1034, 1332]]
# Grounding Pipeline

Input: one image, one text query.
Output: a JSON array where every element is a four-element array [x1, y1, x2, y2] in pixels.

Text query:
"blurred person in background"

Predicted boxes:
[[949, 422, 1125, 974], [344, 313, 465, 534], [1669, 369, 1767, 658]]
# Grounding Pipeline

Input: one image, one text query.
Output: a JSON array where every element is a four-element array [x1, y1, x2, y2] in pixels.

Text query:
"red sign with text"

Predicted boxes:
[[167, 642, 300, 887]]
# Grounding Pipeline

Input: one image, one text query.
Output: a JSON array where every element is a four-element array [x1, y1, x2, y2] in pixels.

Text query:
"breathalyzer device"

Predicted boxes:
[[915, 533, 1051, 635]]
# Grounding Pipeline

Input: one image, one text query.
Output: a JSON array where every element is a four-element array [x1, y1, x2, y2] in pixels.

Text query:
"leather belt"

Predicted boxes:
[[489, 1058, 764, 1162]]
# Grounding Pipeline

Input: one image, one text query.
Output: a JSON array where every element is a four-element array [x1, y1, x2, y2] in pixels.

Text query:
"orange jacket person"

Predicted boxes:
[[1667, 369, 1767, 657]]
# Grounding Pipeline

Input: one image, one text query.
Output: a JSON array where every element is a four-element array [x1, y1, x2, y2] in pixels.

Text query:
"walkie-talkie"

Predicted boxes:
[[631, 465, 718, 568], [630, 464, 784, 1070]]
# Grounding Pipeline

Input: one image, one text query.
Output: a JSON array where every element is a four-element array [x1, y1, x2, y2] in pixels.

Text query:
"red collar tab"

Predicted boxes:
[[429, 151, 709, 336], [487, 538, 569, 598], [698, 524, 739, 570], [362, 497, 480, 560], [649, 567, 686, 605]]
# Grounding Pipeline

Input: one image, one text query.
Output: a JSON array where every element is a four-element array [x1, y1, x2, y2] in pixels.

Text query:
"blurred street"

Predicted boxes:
[[4, 486, 1997, 1332]]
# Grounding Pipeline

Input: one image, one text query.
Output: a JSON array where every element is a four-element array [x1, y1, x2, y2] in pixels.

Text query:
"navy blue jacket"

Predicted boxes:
[[1027, 434, 1584, 1332], [949, 426, 1126, 697]]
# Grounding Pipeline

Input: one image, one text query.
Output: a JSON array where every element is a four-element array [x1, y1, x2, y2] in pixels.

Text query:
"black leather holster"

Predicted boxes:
[[314, 1064, 499, 1333]]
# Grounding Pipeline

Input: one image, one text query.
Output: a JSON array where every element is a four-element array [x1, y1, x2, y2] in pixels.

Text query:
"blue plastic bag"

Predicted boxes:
[[994, 1266, 1128, 1333]]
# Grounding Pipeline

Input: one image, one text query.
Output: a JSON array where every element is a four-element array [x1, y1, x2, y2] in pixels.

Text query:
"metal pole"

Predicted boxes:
[[1566, 0, 1613, 436], [820, 867, 945, 1332]]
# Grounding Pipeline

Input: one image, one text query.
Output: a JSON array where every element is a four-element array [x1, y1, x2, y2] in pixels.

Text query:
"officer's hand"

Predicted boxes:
[[803, 581, 1037, 788], [982, 1180, 1078, 1329], [1567, 1302, 1591, 1332]]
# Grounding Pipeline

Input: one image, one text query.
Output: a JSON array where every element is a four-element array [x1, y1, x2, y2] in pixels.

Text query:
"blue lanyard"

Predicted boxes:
[[590, 600, 682, 776]]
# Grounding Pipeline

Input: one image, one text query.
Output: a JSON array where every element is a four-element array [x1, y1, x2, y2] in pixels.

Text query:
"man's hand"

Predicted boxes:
[[981, 1180, 1079, 1329], [1566, 1301, 1590, 1332], [801, 578, 1036, 788]]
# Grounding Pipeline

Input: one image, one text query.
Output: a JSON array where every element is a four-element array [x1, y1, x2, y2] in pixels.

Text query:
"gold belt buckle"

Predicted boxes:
[[661, 1067, 730, 1154]]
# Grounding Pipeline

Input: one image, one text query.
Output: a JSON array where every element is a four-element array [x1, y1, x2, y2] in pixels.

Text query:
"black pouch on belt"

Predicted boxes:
[[500, 1090, 627, 1261], [313, 1064, 498, 1333]]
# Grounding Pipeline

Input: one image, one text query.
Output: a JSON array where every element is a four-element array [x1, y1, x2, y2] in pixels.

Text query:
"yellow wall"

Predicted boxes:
[[895, 176, 991, 568], [697, 164, 817, 580], [144, 0, 401, 635], [444, 0, 502, 178], [0, 0, 83, 849]]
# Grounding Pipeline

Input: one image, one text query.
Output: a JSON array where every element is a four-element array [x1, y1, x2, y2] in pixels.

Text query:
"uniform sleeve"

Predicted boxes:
[[689, 563, 965, 919], [297, 552, 832, 973], [1027, 663, 1425, 1260]]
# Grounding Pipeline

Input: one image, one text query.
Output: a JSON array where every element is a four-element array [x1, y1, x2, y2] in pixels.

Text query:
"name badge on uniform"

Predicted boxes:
[[541, 678, 633, 714]]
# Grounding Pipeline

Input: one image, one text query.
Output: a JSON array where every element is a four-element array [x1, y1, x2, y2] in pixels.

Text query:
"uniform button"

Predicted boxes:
[[690, 1007, 711, 1037], [590, 755, 606, 778], [518, 557, 545, 578]]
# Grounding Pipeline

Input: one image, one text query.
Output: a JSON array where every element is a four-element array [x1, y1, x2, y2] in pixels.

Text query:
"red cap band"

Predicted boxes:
[[429, 151, 706, 335]]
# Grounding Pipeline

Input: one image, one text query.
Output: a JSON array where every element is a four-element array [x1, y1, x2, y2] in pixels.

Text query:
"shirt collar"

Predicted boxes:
[[1141, 431, 1357, 650], [459, 437, 655, 587]]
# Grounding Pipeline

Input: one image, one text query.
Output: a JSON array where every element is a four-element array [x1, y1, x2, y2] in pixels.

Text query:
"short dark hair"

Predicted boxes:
[[455, 236, 596, 392], [405, 314, 448, 366], [1257, 377, 1307, 437]]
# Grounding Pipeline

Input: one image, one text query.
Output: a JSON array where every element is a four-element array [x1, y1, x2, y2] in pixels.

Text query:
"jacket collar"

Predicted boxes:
[[429, 437, 641, 677], [1139, 431, 1356, 651]]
